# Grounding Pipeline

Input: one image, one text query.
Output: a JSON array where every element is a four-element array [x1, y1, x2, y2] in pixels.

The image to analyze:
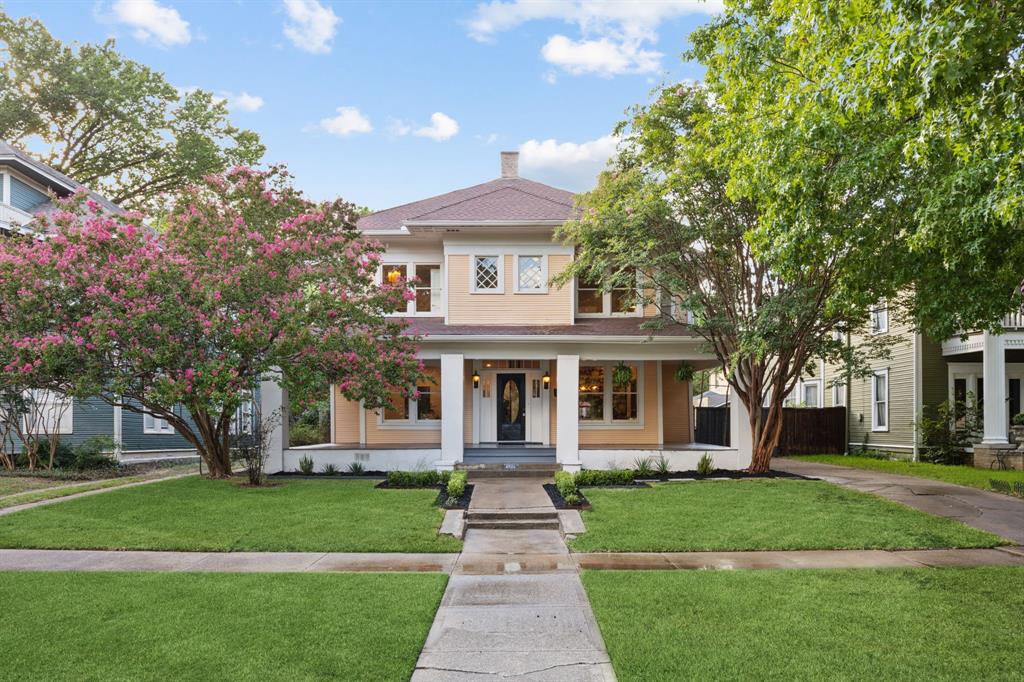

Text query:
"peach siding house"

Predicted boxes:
[[265, 153, 753, 473]]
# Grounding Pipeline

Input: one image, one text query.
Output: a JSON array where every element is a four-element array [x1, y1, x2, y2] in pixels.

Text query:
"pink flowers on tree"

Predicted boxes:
[[0, 166, 423, 477]]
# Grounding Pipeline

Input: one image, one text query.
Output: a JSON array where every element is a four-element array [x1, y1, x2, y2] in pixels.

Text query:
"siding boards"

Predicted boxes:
[[118, 401, 196, 452], [447, 254, 573, 325], [847, 318, 917, 456], [661, 363, 691, 444]]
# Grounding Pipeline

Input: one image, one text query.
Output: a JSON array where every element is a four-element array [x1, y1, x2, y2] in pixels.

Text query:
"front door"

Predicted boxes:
[[497, 373, 526, 441]]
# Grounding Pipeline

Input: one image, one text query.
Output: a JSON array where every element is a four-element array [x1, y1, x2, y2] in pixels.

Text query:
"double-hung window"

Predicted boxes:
[[514, 255, 546, 293], [576, 271, 638, 316], [832, 381, 846, 406], [382, 363, 442, 425], [801, 380, 821, 408], [382, 262, 442, 314], [144, 411, 175, 435], [871, 369, 889, 431], [870, 302, 889, 334], [578, 363, 641, 425], [472, 255, 503, 293]]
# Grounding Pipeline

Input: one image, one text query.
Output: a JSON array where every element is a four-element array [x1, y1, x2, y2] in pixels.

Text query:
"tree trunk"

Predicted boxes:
[[748, 400, 785, 473], [200, 441, 233, 478]]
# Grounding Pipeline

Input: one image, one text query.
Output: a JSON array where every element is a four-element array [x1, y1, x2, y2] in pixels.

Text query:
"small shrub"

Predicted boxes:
[[1012, 413, 1024, 427], [17, 438, 75, 469], [655, 455, 670, 476], [297, 455, 314, 475], [320, 463, 339, 476], [633, 456, 654, 477], [917, 397, 979, 465], [575, 469, 635, 486], [347, 461, 365, 475], [554, 470, 578, 499], [386, 470, 446, 487], [564, 493, 580, 506], [446, 471, 467, 502], [289, 422, 320, 447], [696, 454, 714, 476], [72, 436, 116, 471]]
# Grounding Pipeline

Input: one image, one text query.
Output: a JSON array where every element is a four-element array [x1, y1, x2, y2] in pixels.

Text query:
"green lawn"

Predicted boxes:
[[791, 454, 1024, 494], [583, 567, 1024, 681], [0, 462, 198, 510], [0, 477, 461, 552], [0, 571, 446, 681], [570, 480, 1004, 552]]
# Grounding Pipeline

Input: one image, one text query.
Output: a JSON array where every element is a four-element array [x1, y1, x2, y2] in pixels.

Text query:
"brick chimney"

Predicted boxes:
[[500, 151, 519, 178]]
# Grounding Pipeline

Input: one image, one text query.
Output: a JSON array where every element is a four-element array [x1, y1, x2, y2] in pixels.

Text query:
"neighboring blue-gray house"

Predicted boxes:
[[0, 140, 226, 459]]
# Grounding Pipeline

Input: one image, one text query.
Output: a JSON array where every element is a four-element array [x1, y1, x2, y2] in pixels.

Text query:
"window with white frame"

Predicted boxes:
[[24, 390, 73, 435], [382, 263, 441, 315], [801, 380, 821, 408], [870, 302, 889, 334], [578, 363, 641, 424], [576, 271, 638, 316], [472, 256, 503, 293], [230, 400, 253, 436], [871, 369, 889, 431], [382, 363, 442, 424], [515, 255, 546, 293], [143, 411, 175, 435], [833, 381, 846, 406]]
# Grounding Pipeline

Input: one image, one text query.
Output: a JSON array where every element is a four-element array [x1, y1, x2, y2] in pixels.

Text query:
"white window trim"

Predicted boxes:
[[378, 376, 443, 430], [379, 261, 443, 316], [512, 254, 548, 294], [833, 381, 846, 407], [470, 254, 505, 294], [800, 379, 822, 408], [143, 410, 175, 435], [24, 390, 73, 435], [578, 361, 645, 429], [575, 275, 644, 318], [871, 368, 889, 432], [870, 301, 889, 334]]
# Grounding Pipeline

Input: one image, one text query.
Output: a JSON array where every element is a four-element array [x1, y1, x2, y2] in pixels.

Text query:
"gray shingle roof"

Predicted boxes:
[[357, 176, 575, 231], [0, 140, 123, 216]]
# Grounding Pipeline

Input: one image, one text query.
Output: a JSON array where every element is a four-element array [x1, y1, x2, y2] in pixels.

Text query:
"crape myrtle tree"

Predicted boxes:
[[556, 85, 888, 473], [689, 0, 1024, 339], [0, 166, 424, 478]]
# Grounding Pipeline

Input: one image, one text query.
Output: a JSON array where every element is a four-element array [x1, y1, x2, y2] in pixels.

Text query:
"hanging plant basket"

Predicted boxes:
[[612, 362, 633, 387], [674, 362, 695, 383]]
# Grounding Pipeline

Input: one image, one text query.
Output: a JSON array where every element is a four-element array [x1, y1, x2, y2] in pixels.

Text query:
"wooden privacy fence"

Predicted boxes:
[[693, 406, 846, 455]]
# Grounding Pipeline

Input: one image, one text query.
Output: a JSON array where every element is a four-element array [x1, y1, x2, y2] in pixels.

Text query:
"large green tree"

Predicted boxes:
[[690, 0, 1024, 340], [557, 85, 885, 472], [0, 12, 264, 212]]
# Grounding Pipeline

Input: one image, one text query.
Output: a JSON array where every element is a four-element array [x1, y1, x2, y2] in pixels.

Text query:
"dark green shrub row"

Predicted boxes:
[[386, 470, 452, 488], [575, 469, 635, 487]]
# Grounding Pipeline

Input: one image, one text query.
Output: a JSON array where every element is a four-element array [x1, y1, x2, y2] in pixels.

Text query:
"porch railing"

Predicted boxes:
[[1003, 312, 1024, 330]]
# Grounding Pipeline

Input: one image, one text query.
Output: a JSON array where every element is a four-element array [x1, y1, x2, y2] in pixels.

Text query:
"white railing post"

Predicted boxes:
[[982, 331, 1008, 444]]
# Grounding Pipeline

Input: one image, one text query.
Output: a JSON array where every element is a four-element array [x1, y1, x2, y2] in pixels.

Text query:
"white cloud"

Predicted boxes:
[[541, 70, 558, 85], [518, 134, 619, 191], [319, 106, 372, 137], [414, 112, 460, 142], [111, 0, 191, 47], [387, 118, 413, 137], [283, 0, 339, 54], [541, 35, 661, 76], [466, 0, 721, 76], [226, 92, 264, 112]]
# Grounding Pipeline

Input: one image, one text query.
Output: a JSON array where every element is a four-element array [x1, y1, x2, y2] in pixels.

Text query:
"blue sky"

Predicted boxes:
[[7, 1, 717, 209]]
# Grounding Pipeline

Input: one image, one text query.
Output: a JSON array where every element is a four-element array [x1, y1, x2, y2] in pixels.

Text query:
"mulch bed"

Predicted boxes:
[[372, 480, 475, 510], [271, 472, 387, 480], [543, 483, 592, 511]]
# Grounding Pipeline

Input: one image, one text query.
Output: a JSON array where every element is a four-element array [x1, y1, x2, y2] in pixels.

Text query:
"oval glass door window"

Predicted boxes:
[[503, 380, 520, 422]]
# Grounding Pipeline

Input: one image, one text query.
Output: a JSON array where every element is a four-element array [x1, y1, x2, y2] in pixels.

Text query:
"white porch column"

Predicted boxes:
[[982, 331, 1008, 444], [556, 354, 580, 472], [439, 353, 464, 469], [260, 371, 289, 474], [729, 385, 753, 469]]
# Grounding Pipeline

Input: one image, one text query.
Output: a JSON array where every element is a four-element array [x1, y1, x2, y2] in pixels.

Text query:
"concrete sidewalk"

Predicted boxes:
[[775, 457, 1024, 544], [412, 476, 616, 681]]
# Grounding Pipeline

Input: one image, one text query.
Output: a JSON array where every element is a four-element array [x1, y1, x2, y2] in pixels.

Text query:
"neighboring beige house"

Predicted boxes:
[[821, 300, 1023, 467], [262, 152, 756, 473]]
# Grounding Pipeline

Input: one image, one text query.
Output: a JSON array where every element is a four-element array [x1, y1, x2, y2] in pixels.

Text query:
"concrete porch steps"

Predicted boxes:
[[464, 509, 561, 531]]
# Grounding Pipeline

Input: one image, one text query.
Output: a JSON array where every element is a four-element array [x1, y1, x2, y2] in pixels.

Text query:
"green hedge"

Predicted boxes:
[[575, 469, 635, 487], [386, 470, 451, 488]]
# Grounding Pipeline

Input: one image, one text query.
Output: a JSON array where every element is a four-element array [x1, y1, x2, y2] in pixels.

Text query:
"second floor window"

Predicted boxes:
[[872, 369, 889, 431], [382, 262, 441, 314], [833, 381, 846, 406], [576, 272, 638, 316], [473, 256, 502, 293], [515, 255, 546, 293], [870, 302, 888, 334]]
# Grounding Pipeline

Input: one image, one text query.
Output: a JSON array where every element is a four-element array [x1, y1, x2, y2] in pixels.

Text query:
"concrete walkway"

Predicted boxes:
[[775, 458, 1024, 544], [0, 470, 196, 517], [412, 476, 616, 681]]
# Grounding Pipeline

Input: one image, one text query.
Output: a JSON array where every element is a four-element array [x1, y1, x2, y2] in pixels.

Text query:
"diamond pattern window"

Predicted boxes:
[[474, 256, 500, 291], [517, 256, 544, 291]]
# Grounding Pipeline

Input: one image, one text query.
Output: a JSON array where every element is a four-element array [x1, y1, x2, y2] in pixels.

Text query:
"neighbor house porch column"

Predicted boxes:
[[260, 370, 289, 474], [729, 380, 753, 469], [439, 353, 464, 469], [982, 331, 1009, 444], [556, 354, 581, 472]]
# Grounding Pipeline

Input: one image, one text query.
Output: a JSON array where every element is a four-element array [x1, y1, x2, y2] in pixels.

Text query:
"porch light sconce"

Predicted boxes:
[[542, 372, 550, 390], [472, 371, 480, 389]]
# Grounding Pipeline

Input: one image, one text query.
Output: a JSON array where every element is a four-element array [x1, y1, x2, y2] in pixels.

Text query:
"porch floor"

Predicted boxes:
[[463, 445, 556, 465]]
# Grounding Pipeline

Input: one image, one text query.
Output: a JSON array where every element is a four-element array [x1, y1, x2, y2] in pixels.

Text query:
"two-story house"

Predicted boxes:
[[819, 299, 1023, 469], [0, 140, 214, 462], [268, 152, 754, 473]]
